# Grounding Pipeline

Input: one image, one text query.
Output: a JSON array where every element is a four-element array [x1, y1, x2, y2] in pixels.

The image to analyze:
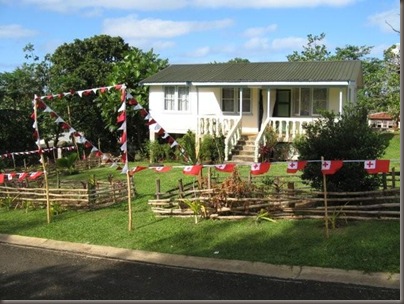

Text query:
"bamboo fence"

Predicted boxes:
[[149, 171, 400, 221], [0, 180, 132, 209]]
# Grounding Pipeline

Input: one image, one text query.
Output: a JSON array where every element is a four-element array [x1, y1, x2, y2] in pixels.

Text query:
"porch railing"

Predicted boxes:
[[224, 117, 242, 161], [197, 115, 242, 161], [198, 115, 239, 137], [254, 117, 317, 162]]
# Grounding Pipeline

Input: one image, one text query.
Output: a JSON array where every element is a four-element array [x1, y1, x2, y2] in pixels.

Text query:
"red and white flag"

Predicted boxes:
[[18, 172, 29, 181], [152, 166, 172, 173], [29, 171, 43, 180], [0, 174, 4, 184], [250, 162, 270, 175], [321, 160, 343, 175], [7, 173, 16, 180], [214, 163, 236, 173], [364, 159, 390, 174], [129, 166, 147, 176], [183, 165, 203, 176], [286, 161, 307, 173]]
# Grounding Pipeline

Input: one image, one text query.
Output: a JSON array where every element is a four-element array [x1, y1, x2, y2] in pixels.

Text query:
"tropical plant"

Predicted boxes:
[[182, 199, 206, 224], [254, 209, 277, 224], [56, 152, 78, 175], [176, 130, 197, 164]]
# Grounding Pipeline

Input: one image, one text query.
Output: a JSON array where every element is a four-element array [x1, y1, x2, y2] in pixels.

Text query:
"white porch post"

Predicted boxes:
[[267, 88, 271, 118], [339, 88, 343, 115], [239, 87, 243, 117]]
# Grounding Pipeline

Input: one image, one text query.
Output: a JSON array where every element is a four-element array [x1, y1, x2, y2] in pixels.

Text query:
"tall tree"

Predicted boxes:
[[286, 33, 330, 61], [96, 48, 168, 157], [0, 44, 50, 165], [47, 35, 132, 152]]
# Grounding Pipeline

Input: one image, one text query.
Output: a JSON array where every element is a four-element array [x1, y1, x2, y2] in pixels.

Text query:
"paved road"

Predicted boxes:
[[0, 243, 399, 300]]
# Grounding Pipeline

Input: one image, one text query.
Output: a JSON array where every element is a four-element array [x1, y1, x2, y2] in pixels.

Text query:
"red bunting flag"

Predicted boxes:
[[214, 163, 236, 173], [321, 160, 343, 175], [0, 174, 4, 184], [120, 132, 127, 144], [129, 166, 147, 176], [364, 159, 390, 174], [183, 165, 203, 176], [121, 152, 126, 163], [18, 172, 29, 181], [286, 161, 307, 173], [128, 98, 138, 105], [152, 166, 172, 173], [145, 119, 157, 126], [117, 112, 126, 123], [29, 171, 42, 180], [250, 162, 270, 175]]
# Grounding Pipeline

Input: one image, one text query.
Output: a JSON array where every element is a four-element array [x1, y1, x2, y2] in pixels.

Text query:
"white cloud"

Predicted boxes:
[[0, 24, 37, 39], [271, 36, 307, 50], [188, 46, 211, 57], [102, 15, 233, 39], [243, 24, 277, 38], [244, 37, 270, 50], [367, 8, 400, 33]]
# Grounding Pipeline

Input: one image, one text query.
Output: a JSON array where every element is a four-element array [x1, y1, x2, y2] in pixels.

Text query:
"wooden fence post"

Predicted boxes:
[[391, 167, 395, 188], [156, 178, 161, 199], [207, 167, 211, 190], [288, 182, 295, 196], [178, 179, 184, 198], [382, 173, 387, 190]]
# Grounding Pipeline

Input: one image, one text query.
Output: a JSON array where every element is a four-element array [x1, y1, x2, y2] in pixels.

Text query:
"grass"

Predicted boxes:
[[0, 131, 400, 274]]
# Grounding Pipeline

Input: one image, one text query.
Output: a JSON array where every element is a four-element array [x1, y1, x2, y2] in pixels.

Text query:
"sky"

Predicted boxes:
[[0, 0, 400, 72]]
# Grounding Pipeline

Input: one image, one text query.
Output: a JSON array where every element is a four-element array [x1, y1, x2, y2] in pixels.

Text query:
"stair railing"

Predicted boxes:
[[224, 117, 242, 161], [254, 116, 271, 162]]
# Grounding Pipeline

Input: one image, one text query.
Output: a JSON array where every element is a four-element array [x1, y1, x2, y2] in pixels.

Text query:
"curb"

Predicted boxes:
[[0, 233, 399, 289]]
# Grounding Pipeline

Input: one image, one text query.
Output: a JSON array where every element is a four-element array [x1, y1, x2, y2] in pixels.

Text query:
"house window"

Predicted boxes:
[[298, 88, 328, 116], [312, 88, 327, 115], [221, 88, 251, 114], [164, 86, 189, 111]]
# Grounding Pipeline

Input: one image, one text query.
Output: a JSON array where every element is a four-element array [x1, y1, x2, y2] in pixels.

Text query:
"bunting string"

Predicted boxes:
[[0, 146, 76, 160], [31, 85, 127, 163], [125, 158, 398, 176]]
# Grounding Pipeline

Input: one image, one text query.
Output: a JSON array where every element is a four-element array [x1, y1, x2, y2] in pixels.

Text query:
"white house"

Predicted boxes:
[[140, 60, 363, 162]]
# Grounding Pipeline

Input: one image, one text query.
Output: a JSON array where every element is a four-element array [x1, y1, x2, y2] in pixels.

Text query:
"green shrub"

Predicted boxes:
[[146, 139, 173, 163], [198, 134, 225, 163], [56, 152, 78, 175], [176, 130, 197, 164], [294, 103, 387, 192]]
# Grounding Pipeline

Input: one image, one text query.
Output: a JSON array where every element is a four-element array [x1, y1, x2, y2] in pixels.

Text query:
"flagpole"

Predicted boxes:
[[34, 96, 51, 224], [127, 170, 132, 231], [321, 156, 329, 238]]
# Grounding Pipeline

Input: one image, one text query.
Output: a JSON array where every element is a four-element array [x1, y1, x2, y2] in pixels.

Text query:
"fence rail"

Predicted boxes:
[[0, 180, 132, 209]]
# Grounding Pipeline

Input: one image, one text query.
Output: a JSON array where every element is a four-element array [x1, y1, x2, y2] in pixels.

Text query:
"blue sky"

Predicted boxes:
[[0, 0, 400, 72]]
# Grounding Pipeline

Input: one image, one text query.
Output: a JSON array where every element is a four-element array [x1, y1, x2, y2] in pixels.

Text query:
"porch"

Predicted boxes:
[[197, 115, 317, 162]]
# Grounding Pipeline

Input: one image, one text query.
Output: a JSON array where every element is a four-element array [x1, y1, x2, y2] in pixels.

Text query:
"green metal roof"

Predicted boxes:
[[140, 60, 363, 87]]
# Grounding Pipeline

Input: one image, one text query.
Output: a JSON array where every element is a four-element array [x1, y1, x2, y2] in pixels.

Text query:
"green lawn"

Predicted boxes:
[[0, 131, 400, 274]]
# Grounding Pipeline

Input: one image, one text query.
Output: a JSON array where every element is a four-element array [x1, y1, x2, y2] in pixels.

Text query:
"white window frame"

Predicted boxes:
[[221, 88, 252, 114], [164, 86, 190, 112], [294, 88, 328, 116]]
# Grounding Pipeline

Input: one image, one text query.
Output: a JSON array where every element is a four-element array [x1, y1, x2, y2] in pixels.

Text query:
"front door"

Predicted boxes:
[[274, 89, 291, 117]]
